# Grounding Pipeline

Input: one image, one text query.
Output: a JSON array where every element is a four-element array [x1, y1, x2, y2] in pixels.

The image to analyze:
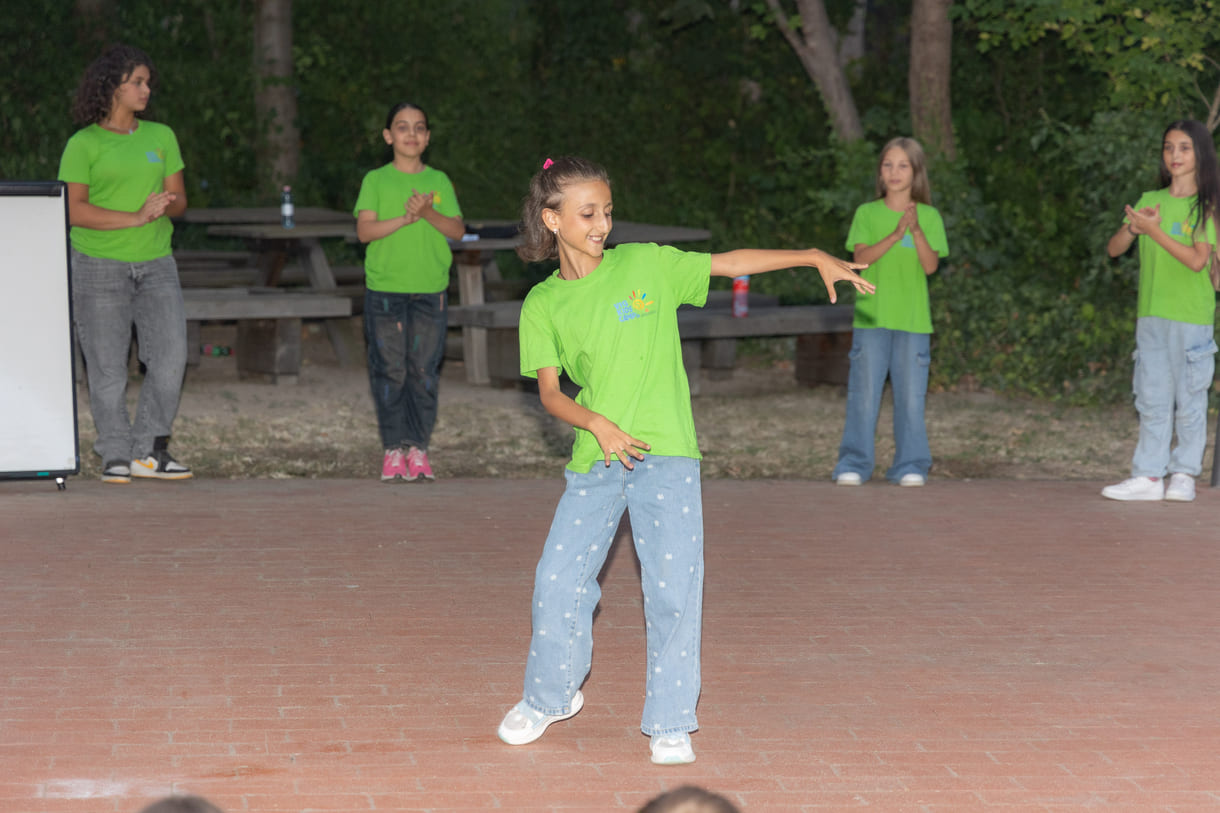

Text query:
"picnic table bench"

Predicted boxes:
[[182, 288, 352, 385], [447, 295, 854, 394]]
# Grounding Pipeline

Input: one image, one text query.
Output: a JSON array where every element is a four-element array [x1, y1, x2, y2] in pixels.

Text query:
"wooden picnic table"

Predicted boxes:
[[203, 221, 356, 290], [183, 208, 358, 366], [179, 206, 351, 225], [449, 219, 711, 384]]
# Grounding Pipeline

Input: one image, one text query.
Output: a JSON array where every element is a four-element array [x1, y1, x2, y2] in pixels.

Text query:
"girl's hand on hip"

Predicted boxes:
[[590, 416, 651, 470]]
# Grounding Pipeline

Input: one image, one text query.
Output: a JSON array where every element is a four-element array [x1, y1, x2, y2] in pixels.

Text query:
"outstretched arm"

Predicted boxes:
[[536, 366, 651, 469], [710, 248, 873, 303]]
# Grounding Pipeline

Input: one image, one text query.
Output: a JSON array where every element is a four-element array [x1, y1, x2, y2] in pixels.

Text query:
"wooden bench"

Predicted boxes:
[[448, 297, 854, 393], [183, 288, 352, 384]]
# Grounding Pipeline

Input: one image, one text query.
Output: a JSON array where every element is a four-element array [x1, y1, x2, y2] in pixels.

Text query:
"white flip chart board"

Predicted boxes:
[[0, 181, 79, 483]]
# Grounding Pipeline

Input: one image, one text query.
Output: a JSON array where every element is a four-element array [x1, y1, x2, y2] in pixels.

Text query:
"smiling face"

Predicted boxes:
[[543, 179, 614, 270], [1162, 129, 1197, 183], [383, 107, 430, 161], [110, 64, 151, 117]]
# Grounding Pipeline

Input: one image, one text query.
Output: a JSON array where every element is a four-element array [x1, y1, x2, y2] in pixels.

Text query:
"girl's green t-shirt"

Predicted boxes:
[[354, 163, 462, 294], [845, 199, 949, 334], [57, 121, 184, 262], [518, 243, 710, 473], [1131, 189, 1217, 326]]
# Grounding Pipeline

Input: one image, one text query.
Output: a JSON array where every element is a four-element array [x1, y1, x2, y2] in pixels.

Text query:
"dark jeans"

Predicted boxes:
[[363, 289, 447, 451]]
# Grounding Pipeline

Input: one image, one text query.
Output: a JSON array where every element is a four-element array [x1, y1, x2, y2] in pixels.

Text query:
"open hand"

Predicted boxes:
[[810, 249, 874, 303], [590, 416, 651, 470]]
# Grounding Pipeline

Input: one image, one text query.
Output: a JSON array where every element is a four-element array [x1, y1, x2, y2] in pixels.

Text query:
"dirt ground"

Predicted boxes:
[[72, 317, 1216, 483]]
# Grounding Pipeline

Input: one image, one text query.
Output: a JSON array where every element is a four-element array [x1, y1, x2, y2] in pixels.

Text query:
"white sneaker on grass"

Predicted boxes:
[[1100, 476, 1163, 501], [650, 732, 696, 765], [835, 472, 863, 486], [898, 473, 926, 487], [497, 691, 583, 745], [1164, 473, 1196, 502]]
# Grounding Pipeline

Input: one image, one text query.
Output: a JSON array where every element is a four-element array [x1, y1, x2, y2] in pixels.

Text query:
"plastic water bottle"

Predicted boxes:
[[280, 185, 295, 229], [732, 275, 750, 318]]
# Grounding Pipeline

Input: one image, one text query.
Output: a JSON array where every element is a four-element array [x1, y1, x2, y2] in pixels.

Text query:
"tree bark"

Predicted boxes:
[[909, 0, 956, 159], [838, 0, 867, 69], [253, 0, 299, 191], [765, 0, 864, 142]]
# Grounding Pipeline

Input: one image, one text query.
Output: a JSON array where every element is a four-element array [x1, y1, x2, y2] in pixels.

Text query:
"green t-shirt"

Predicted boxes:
[[57, 121, 184, 262], [845, 199, 949, 333], [1130, 189, 1217, 326], [518, 242, 710, 473], [353, 163, 461, 294]]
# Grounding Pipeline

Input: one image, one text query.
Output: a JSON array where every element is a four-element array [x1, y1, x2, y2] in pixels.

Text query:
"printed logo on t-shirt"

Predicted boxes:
[[146, 149, 164, 164], [1170, 220, 1193, 238], [613, 289, 655, 322], [901, 232, 915, 248]]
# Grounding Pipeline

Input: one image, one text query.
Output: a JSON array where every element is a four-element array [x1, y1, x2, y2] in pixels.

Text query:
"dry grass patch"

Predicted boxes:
[[71, 330, 1210, 483]]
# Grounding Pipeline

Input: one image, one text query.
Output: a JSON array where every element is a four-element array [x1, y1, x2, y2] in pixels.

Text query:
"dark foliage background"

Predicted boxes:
[[4, 0, 1215, 404]]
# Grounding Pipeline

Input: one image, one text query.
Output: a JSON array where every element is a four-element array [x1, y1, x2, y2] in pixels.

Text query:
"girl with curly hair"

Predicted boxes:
[[58, 44, 191, 483]]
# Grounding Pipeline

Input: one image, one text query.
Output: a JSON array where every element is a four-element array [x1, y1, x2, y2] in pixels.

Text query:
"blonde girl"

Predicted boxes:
[[833, 137, 949, 487]]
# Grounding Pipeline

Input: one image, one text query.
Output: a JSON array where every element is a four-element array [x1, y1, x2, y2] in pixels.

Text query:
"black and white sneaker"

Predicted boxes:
[[101, 460, 131, 484], [131, 437, 193, 481]]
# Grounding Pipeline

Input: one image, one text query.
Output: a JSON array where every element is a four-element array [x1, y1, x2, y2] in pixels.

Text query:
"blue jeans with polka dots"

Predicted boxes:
[[521, 456, 704, 737]]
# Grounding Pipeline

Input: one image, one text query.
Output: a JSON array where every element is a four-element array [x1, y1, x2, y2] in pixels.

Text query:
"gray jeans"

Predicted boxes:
[[71, 250, 187, 463]]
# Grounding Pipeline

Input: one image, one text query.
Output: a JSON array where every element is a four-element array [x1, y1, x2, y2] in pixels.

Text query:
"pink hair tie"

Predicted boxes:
[[542, 158, 554, 170]]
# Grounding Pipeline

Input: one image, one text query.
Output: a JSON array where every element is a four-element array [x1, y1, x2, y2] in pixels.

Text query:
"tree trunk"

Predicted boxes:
[[765, 0, 864, 142], [909, 0, 955, 159], [838, 0, 867, 69], [253, 0, 299, 192]]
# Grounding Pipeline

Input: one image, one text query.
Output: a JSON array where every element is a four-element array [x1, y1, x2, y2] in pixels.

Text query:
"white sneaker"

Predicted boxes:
[[898, 473, 926, 487], [650, 732, 696, 765], [497, 691, 583, 745], [835, 472, 863, 486], [1164, 473, 1196, 502], [1100, 476, 1163, 501]]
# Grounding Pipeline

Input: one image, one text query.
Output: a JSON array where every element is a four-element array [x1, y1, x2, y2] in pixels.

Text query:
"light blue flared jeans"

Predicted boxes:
[[834, 327, 932, 483], [521, 456, 704, 737]]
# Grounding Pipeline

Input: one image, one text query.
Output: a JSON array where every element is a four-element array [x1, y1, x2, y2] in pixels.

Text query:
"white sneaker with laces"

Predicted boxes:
[[898, 473, 926, 487], [1100, 476, 1163, 501], [650, 732, 696, 765], [835, 472, 863, 486], [1164, 473, 1196, 502]]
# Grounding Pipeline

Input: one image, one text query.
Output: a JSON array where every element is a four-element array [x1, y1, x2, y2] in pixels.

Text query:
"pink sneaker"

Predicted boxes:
[[381, 448, 407, 482], [406, 446, 435, 482]]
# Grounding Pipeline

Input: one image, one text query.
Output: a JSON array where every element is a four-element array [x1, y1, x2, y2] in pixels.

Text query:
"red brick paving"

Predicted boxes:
[[1, 477, 1218, 812]]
